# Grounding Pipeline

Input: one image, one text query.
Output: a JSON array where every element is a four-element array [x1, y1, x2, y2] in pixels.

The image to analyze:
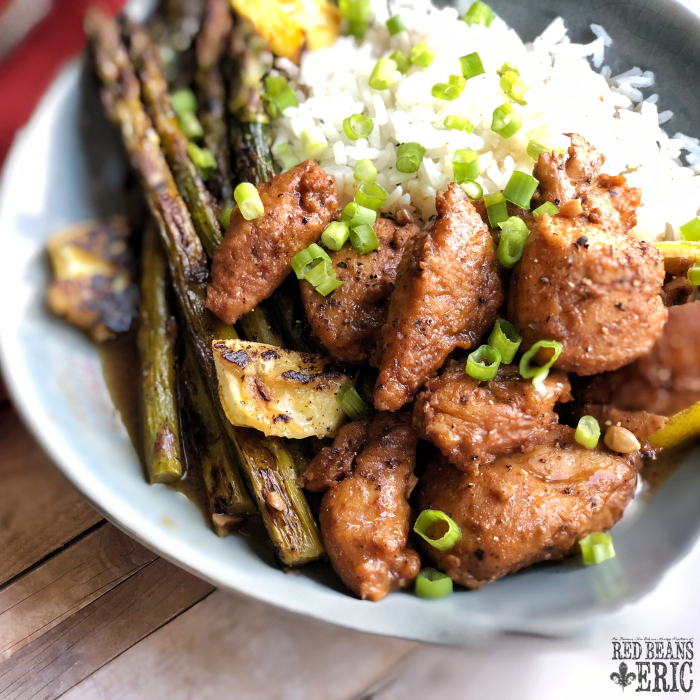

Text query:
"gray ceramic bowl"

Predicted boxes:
[[1, 0, 699, 645]]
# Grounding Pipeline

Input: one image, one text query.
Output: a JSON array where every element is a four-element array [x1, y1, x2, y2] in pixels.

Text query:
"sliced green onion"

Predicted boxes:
[[466, 344, 501, 381], [354, 159, 377, 183], [452, 149, 479, 184], [461, 181, 483, 200], [484, 191, 508, 228], [498, 215, 529, 235], [336, 383, 368, 419], [527, 139, 551, 160], [444, 114, 474, 133], [463, 0, 495, 27], [396, 142, 426, 173], [263, 87, 298, 119], [322, 221, 351, 251], [488, 319, 521, 364], [679, 217, 700, 241], [414, 510, 462, 551], [347, 19, 369, 39], [350, 223, 380, 254], [355, 182, 387, 212], [386, 14, 405, 35], [170, 88, 197, 117], [431, 75, 466, 101], [497, 62, 519, 77], [503, 171, 539, 210], [301, 126, 328, 159], [519, 340, 563, 381], [339, 0, 370, 22], [500, 71, 529, 106], [496, 217, 529, 268], [415, 568, 453, 599], [341, 202, 377, 228], [343, 114, 374, 141], [389, 49, 410, 74], [291, 243, 331, 279], [689, 265, 700, 286], [233, 182, 264, 220], [265, 75, 288, 96], [219, 207, 233, 229], [459, 52, 485, 80], [178, 112, 204, 141], [273, 143, 302, 170], [533, 201, 559, 217], [409, 40, 436, 67], [187, 142, 217, 181], [369, 58, 397, 90], [305, 259, 343, 296], [579, 532, 615, 565], [491, 103, 522, 139], [575, 415, 601, 450]]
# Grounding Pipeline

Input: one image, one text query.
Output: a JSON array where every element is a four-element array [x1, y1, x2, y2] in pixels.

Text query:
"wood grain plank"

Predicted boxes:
[[0, 524, 157, 660], [0, 559, 213, 700], [0, 405, 102, 586], [61, 590, 417, 700]]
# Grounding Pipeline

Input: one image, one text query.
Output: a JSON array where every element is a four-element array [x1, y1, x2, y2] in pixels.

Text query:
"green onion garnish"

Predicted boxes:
[[322, 221, 351, 251], [178, 112, 204, 141], [459, 52, 485, 80], [461, 181, 483, 200], [679, 217, 700, 241], [350, 223, 380, 254], [466, 344, 501, 381], [579, 532, 615, 565], [354, 159, 377, 183], [496, 216, 529, 268], [169, 88, 197, 117], [386, 14, 405, 35], [463, 0, 495, 27], [527, 140, 550, 160], [431, 75, 466, 101], [342, 202, 377, 228], [503, 171, 539, 210], [219, 207, 233, 229], [452, 149, 479, 184], [689, 264, 700, 286], [301, 126, 328, 159], [500, 71, 529, 106], [339, 0, 370, 22], [273, 143, 302, 171], [415, 568, 453, 599], [369, 58, 397, 90], [343, 114, 374, 141], [234, 182, 264, 220], [575, 415, 601, 449], [336, 383, 368, 419], [291, 243, 331, 279], [347, 19, 369, 39], [355, 182, 387, 212], [519, 340, 563, 391], [497, 62, 519, 77], [262, 76, 298, 119], [396, 142, 426, 173], [488, 319, 522, 364], [444, 114, 474, 132], [187, 142, 217, 181], [389, 50, 411, 74], [409, 40, 436, 67], [305, 259, 343, 296], [484, 191, 508, 228], [491, 103, 522, 139], [414, 510, 462, 550], [533, 201, 559, 217]]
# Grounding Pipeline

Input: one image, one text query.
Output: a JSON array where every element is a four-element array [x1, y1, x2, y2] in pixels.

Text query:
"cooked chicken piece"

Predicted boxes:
[[300, 217, 419, 362], [46, 217, 139, 342], [576, 302, 700, 416], [533, 133, 641, 233], [414, 362, 571, 472], [374, 184, 504, 411], [417, 426, 640, 589], [300, 412, 420, 601], [206, 160, 337, 324], [577, 405, 667, 455], [508, 213, 666, 375]]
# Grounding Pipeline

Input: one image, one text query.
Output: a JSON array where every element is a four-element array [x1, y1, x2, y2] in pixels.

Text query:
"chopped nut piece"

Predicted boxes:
[[266, 491, 287, 512], [604, 426, 641, 454], [559, 199, 583, 217]]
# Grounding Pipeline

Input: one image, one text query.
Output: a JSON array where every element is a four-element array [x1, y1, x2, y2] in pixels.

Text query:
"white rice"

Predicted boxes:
[[272, 1, 700, 241]]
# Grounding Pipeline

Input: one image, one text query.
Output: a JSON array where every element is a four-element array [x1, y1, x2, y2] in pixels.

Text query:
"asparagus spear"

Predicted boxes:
[[195, 0, 235, 209], [86, 10, 324, 566], [124, 18, 224, 259], [138, 224, 184, 484]]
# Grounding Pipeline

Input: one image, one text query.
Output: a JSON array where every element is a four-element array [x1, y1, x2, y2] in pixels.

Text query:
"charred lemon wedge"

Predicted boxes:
[[649, 401, 700, 449]]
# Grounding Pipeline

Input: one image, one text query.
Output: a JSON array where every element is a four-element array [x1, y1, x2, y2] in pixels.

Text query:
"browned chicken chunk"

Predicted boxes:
[[374, 183, 504, 411], [414, 362, 571, 472], [300, 217, 419, 362], [206, 160, 337, 324], [577, 302, 700, 416], [417, 426, 640, 589], [300, 412, 420, 601], [534, 133, 641, 233], [508, 213, 667, 375]]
